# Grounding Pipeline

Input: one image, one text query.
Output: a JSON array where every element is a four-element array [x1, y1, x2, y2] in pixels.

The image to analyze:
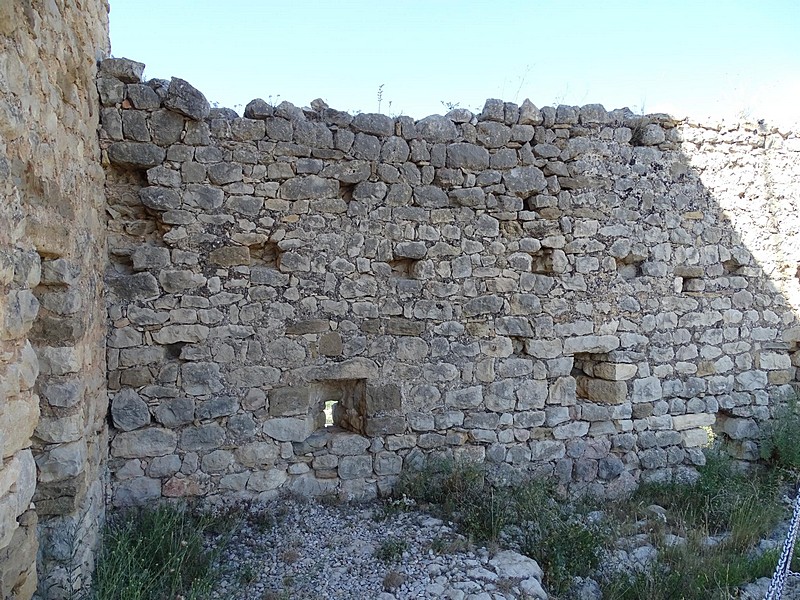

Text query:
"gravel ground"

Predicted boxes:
[[206, 497, 547, 600], [203, 494, 800, 600]]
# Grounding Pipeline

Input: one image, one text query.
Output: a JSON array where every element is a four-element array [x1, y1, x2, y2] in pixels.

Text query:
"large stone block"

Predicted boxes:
[[576, 376, 628, 404], [111, 389, 151, 431], [180, 362, 223, 395], [111, 428, 177, 458], [338, 455, 372, 480], [35, 440, 87, 483], [563, 335, 620, 355], [99, 57, 145, 82], [0, 394, 39, 458], [722, 417, 759, 440], [416, 115, 458, 143], [164, 77, 209, 120], [34, 412, 84, 444], [269, 387, 311, 417], [179, 424, 225, 452], [351, 113, 394, 136], [364, 417, 405, 436], [631, 377, 663, 403], [113, 477, 162, 506], [279, 175, 338, 200], [445, 386, 483, 409], [152, 324, 209, 344], [0, 450, 36, 516], [593, 362, 637, 381], [672, 413, 715, 431], [106, 273, 160, 301], [328, 432, 370, 456], [1, 290, 39, 340], [108, 142, 166, 168], [263, 416, 315, 442], [309, 358, 378, 380], [247, 469, 288, 492], [503, 166, 547, 196], [365, 383, 401, 416], [446, 142, 490, 170], [235, 442, 279, 467]]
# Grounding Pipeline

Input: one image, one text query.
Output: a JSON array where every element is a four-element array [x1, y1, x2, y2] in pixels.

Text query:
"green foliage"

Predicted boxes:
[[396, 459, 511, 542], [603, 544, 779, 600], [602, 451, 788, 599], [396, 460, 607, 595], [429, 533, 469, 555], [633, 451, 782, 545], [238, 562, 256, 586], [91, 503, 237, 600], [396, 454, 791, 600], [511, 482, 608, 595], [761, 397, 800, 470], [376, 537, 408, 563]]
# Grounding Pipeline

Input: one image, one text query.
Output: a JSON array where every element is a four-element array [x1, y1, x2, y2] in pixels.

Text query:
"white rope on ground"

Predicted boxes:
[[765, 489, 800, 600]]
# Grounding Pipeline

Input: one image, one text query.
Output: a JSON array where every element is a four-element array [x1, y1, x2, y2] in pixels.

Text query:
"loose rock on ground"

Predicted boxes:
[[207, 497, 547, 600]]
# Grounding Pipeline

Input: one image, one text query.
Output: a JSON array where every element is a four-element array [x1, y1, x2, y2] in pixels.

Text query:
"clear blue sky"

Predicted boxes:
[[109, 1, 800, 123]]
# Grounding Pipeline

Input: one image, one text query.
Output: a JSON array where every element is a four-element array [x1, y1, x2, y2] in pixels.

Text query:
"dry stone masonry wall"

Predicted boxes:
[[100, 62, 800, 507], [0, 1, 110, 599], [2, 6, 800, 598]]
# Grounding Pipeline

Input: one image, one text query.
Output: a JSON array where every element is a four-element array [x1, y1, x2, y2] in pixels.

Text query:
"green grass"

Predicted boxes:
[[631, 451, 783, 547], [394, 452, 794, 600], [91, 503, 238, 600], [761, 397, 800, 471], [376, 537, 408, 562], [395, 460, 608, 595], [602, 546, 779, 600]]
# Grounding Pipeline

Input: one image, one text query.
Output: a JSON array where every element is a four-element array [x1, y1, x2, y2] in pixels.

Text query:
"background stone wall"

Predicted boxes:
[[101, 65, 800, 507], [0, 1, 109, 598]]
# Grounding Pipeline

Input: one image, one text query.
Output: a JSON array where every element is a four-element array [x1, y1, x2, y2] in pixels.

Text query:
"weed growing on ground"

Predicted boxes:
[[632, 451, 783, 545], [376, 537, 408, 562], [238, 562, 257, 586], [394, 452, 794, 600], [761, 396, 800, 471], [91, 503, 238, 600], [429, 533, 470, 555], [602, 541, 779, 600], [396, 460, 608, 595], [280, 548, 300, 564]]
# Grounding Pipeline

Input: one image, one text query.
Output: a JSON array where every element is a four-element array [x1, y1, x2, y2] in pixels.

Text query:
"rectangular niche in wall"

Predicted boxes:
[[530, 248, 557, 274], [674, 265, 705, 293], [252, 241, 281, 268], [312, 379, 367, 432], [388, 258, 422, 279], [311, 379, 405, 437]]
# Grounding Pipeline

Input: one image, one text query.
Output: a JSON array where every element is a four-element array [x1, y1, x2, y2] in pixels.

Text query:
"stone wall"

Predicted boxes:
[[100, 66, 800, 506], [2, 6, 799, 596], [0, 1, 109, 598]]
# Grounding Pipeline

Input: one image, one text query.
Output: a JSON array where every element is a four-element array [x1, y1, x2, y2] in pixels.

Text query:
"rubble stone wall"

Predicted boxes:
[[100, 64, 800, 506], [0, 1, 109, 598]]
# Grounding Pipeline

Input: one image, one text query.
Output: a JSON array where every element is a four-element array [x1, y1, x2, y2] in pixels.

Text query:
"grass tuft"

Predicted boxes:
[[376, 537, 408, 563], [394, 452, 794, 599], [91, 502, 238, 600], [761, 396, 800, 471], [396, 460, 607, 595]]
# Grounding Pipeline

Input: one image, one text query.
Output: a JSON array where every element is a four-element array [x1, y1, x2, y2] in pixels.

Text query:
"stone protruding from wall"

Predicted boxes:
[[0, 1, 109, 598], [100, 62, 800, 507]]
